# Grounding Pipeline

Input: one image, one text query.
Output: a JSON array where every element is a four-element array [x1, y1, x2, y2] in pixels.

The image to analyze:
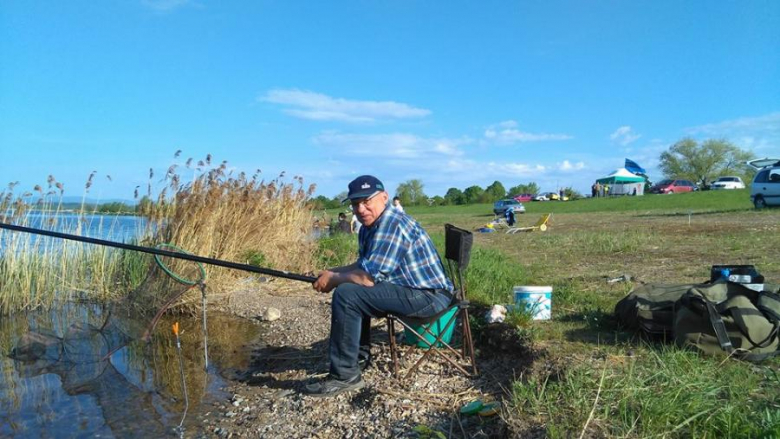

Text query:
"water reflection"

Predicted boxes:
[[1, 302, 260, 438]]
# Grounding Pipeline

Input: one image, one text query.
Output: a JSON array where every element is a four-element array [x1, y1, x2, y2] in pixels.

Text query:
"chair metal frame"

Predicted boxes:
[[506, 213, 552, 234], [385, 224, 478, 379]]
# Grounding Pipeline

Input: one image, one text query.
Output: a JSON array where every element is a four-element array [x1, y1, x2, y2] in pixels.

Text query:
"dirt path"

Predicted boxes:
[[199, 277, 537, 438]]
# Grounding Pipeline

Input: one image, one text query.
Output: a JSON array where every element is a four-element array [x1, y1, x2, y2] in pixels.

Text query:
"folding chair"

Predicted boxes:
[[506, 213, 552, 234], [385, 223, 478, 379]]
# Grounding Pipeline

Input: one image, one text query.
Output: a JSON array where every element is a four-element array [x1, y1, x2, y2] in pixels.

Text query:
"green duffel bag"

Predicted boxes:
[[615, 283, 695, 337], [674, 281, 780, 362]]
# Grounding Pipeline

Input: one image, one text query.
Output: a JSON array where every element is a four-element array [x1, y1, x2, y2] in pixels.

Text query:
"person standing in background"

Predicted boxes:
[[392, 196, 404, 213]]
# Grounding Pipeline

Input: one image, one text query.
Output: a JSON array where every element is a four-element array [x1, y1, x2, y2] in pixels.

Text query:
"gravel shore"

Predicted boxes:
[[200, 277, 537, 438]]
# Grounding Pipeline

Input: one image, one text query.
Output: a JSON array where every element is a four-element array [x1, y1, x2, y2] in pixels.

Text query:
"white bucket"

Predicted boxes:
[[513, 286, 553, 320]]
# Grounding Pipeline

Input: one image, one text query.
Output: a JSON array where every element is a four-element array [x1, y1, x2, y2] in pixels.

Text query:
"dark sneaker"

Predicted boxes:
[[304, 375, 365, 398]]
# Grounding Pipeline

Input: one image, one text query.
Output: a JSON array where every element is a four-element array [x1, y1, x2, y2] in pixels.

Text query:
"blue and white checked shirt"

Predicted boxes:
[[357, 205, 453, 292]]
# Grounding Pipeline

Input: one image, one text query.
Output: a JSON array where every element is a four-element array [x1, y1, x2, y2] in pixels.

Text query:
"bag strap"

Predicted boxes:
[[714, 289, 780, 349], [757, 290, 780, 323], [701, 297, 734, 353], [728, 307, 780, 349], [739, 349, 780, 362]]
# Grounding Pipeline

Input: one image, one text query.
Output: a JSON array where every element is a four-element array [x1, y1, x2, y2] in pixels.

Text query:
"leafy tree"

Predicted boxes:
[[428, 195, 446, 206], [324, 191, 347, 208], [309, 195, 340, 210], [484, 181, 507, 201], [463, 185, 484, 204], [659, 138, 755, 187], [561, 186, 583, 200], [136, 196, 153, 215], [98, 202, 133, 213], [444, 188, 464, 205], [396, 179, 427, 206], [508, 182, 540, 196]]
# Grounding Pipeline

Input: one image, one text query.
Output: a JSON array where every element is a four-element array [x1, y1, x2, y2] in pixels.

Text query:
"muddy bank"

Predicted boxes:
[[202, 277, 538, 438]]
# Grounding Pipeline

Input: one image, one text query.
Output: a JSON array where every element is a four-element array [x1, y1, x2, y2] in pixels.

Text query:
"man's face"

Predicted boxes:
[[351, 191, 388, 227]]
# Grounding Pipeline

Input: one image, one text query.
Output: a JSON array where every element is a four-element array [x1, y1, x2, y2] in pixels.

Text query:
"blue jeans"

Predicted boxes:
[[329, 282, 451, 380]]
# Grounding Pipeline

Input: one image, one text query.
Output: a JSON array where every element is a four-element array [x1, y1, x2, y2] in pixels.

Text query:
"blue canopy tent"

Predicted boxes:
[[625, 158, 646, 175]]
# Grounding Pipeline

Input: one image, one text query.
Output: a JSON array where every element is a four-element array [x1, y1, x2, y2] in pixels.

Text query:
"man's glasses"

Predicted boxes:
[[350, 192, 379, 210]]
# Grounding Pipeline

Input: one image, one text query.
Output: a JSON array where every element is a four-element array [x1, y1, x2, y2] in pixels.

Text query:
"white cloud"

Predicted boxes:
[[432, 158, 547, 178], [557, 160, 586, 172], [261, 89, 431, 123], [684, 112, 780, 154], [483, 120, 573, 144], [312, 131, 468, 159], [686, 112, 780, 136], [610, 126, 641, 146], [141, 0, 193, 12]]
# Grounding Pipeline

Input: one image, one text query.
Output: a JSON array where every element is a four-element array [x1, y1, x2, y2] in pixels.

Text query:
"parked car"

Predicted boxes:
[[710, 176, 746, 190], [748, 158, 780, 209], [493, 199, 526, 215], [513, 193, 534, 203], [536, 191, 568, 201], [649, 179, 697, 194]]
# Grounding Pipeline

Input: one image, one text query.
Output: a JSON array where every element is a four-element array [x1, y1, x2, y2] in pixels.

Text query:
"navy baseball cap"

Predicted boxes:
[[344, 175, 385, 202]]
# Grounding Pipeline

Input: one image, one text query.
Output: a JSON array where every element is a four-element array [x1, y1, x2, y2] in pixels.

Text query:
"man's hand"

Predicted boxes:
[[313, 270, 340, 293], [312, 267, 376, 293]]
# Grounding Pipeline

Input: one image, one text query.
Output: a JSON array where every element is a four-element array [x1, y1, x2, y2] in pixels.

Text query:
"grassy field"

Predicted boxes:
[[393, 190, 779, 438]]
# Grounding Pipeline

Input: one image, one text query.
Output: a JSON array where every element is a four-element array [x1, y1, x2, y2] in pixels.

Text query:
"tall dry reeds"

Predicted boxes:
[[0, 154, 317, 314], [139, 154, 317, 290], [0, 177, 131, 314]]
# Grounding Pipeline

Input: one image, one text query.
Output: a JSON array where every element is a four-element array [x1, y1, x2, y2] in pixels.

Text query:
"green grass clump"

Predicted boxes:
[[512, 345, 780, 438], [316, 232, 358, 269], [463, 246, 527, 305]]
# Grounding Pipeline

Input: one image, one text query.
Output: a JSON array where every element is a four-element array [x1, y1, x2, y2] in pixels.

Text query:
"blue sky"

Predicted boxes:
[[1, 1, 779, 202]]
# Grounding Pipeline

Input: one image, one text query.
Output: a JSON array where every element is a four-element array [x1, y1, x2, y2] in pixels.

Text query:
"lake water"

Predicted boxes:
[[0, 213, 147, 250], [0, 302, 261, 438], [0, 214, 265, 437]]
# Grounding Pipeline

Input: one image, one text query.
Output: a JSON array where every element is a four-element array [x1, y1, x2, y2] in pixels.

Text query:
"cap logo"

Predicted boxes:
[[361, 183, 371, 189]]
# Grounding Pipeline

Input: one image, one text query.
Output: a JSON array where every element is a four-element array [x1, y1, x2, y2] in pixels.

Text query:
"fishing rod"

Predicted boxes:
[[0, 222, 317, 283]]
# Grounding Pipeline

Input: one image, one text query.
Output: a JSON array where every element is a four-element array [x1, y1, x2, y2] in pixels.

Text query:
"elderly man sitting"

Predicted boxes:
[[306, 175, 453, 397]]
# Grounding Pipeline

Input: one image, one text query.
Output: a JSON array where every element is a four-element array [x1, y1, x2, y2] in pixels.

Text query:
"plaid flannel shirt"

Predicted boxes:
[[357, 205, 453, 292]]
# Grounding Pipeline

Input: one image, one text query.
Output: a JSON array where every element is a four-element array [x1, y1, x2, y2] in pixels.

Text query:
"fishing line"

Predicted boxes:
[[172, 322, 189, 437]]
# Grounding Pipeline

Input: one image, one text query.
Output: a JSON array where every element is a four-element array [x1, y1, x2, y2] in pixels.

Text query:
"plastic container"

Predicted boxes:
[[513, 286, 553, 320], [710, 265, 764, 284], [403, 307, 458, 349]]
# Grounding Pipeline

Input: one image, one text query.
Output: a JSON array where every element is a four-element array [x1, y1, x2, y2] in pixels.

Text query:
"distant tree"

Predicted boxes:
[[463, 185, 485, 204], [428, 195, 446, 206], [98, 202, 132, 213], [484, 181, 507, 201], [309, 195, 340, 210], [396, 179, 427, 206], [444, 188, 464, 205], [136, 196, 152, 215], [561, 187, 583, 200], [332, 191, 348, 207], [659, 138, 755, 188], [508, 182, 540, 196]]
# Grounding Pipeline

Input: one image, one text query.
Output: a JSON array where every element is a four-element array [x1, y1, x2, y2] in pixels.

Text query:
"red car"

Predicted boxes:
[[649, 179, 697, 194], [513, 193, 534, 202]]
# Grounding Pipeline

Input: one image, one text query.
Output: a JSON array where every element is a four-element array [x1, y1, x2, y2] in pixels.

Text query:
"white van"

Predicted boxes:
[[748, 158, 780, 209]]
